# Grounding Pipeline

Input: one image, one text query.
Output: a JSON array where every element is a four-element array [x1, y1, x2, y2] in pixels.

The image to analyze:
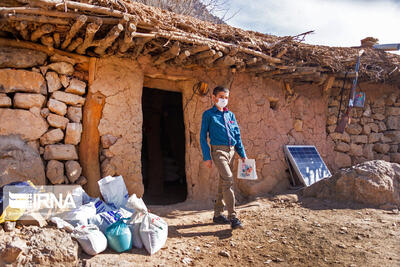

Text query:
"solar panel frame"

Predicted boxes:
[[284, 145, 332, 187]]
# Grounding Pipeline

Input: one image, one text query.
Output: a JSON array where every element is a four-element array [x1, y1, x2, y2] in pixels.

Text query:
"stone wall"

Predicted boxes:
[[327, 83, 400, 168], [0, 47, 87, 186]]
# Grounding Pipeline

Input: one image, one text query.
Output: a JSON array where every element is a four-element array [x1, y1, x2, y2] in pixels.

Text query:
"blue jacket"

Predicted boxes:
[[200, 106, 246, 161]]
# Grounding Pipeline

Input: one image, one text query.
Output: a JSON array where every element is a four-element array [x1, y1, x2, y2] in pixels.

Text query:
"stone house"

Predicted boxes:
[[0, 1, 399, 204]]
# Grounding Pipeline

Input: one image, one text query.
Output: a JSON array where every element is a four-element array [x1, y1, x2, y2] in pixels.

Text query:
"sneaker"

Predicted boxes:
[[230, 217, 243, 229], [213, 215, 230, 224]]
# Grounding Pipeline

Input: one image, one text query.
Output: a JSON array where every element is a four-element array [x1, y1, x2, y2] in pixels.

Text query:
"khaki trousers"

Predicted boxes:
[[211, 145, 236, 219]]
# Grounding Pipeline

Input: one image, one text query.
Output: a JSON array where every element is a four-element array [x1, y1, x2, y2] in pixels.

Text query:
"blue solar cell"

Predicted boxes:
[[284, 145, 331, 186]]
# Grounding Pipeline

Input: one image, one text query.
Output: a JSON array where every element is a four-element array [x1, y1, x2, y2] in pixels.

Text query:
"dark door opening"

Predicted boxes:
[[141, 87, 187, 205]]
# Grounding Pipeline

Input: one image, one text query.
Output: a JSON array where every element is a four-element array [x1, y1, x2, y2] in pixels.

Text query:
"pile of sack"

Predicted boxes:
[[51, 175, 168, 256]]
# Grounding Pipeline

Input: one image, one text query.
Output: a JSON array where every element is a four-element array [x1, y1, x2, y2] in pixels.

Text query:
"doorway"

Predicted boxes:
[[141, 87, 187, 205]]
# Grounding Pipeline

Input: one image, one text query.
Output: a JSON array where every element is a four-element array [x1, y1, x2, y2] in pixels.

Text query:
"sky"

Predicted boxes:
[[221, 0, 399, 52]]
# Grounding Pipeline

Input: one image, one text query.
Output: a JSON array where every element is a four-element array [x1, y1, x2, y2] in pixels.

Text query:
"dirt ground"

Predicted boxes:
[[82, 193, 400, 267]]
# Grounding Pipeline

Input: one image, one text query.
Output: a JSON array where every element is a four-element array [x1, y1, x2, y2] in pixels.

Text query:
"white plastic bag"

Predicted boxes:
[[127, 211, 145, 249], [72, 224, 107, 256], [126, 194, 147, 213], [140, 213, 168, 255], [88, 208, 132, 233], [237, 159, 258, 180], [60, 202, 97, 226], [98, 175, 129, 209], [93, 198, 115, 214]]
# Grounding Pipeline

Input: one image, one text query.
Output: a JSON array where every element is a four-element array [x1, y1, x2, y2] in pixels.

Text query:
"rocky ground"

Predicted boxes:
[[80, 194, 399, 267]]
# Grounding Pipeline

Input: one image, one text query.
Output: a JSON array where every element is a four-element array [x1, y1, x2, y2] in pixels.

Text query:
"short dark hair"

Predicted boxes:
[[213, 86, 229, 96]]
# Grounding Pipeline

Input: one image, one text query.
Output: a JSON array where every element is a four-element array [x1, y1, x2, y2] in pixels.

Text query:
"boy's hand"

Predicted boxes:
[[204, 160, 212, 168]]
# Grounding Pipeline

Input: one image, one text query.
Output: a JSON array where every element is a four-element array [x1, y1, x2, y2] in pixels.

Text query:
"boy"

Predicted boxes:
[[200, 86, 246, 229]]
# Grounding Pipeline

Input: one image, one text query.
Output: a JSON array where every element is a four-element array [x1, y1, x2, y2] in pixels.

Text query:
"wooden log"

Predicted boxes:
[[61, 15, 87, 49], [80, 57, 104, 198], [4, 13, 70, 25], [94, 23, 123, 56], [118, 23, 137, 53], [193, 49, 215, 60], [204, 51, 223, 66], [153, 42, 180, 65], [174, 50, 190, 64], [334, 71, 357, 79], [0, 7, 121, 24], [131, 37, 153, 59], [0, 37, 89, 63], [245, 64, 274, 73], [50, 54, 76, 65], [67, 37, 83, 52], [76, 18, 102, 54], [322, 75, 335, 93], [246, 57, 258, 65], [188, 45, 211, 55], [132, 32, 156, 39], [15, 21, 29, 40], [40, 35, 54, 48], [53, 32, 60, 48], [295, 66, 318, 74], [214, 55, 236, 68], [276, 47, 288, 58], [31, 23, 55, 42], [72, 70, 89, 82]]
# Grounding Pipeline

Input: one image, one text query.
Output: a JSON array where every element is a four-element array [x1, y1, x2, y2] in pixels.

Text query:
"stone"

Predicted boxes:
[[65, 79, 86, 95], [40, 108, 50, 118], [49, 54, 76, 65], [29, 106, 41, 117], [345, 124, 362, 135], [65, 160, 82, 183], [47, 98, 67, 116], [0, 237, 27, 264], [102, 149, 114, 158], [327, 125, 336, 134], [40, 66, 48, 75], [386, 107, 400, 116], [0, 69, 46, 94], [378, 121, 387, 132], [0, 93, 11, 107], [349, 144, 363, 157], [4, 221, 16, 232], [330, 132, 351, 143], [67, 106, 82, 122], [390, 145, 398, 153], [40, 128, 64, 146], [101, 134, 118, 149], [27, 140, 39, 152], [372, 113, 385, 121], [0, 109, 48, 141], [0, 135, 46, 187], [372, 98, 385, 108], [384, 131, 400, 143], [362, 105, 371, 117], [44, 144, 78, 160], [335, 142, 350, 152], [0, 47, 47, 68], [386, 116, 400, 130], [351, 135, 368, 144], [386, 93, 398, 106], [368, 123, 379, 133], [272, 194, 299, 203], [390, 153, 400, 164], [47, 62, 74, 75], [293, 119, 303, 132], [374, 143, 390, 154], [52, 91, 85, 106], [360, 117, 373, 125], [375, 153, 390, 162], [45, 71, 62, 93], [364, 144, 374, 160], [362, 124, 371, 135], [368, 133, 382, 143], [327, 115, 337, 125], [47, 113, 69, 130], [64, 123, 82, 145], [60, 75, 70, 88], [219, 250, 230, 258], [334, 152, 352, 168], [328, 99, 339, 107], [380, 135, 392, 143], [46, 160, 65, 184], [0, 226, 79, 266], [13, 93, 45, 109], [101, 158, 116, 177], [75, 176, 87, 185], [304, 160, 400, 206]]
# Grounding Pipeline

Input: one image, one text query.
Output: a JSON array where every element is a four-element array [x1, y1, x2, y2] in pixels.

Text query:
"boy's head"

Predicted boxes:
[[212, 86, 230, 107]]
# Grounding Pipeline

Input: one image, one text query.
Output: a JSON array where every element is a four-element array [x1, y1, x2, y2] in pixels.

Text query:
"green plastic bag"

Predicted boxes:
[[105, 218, 132, 253]]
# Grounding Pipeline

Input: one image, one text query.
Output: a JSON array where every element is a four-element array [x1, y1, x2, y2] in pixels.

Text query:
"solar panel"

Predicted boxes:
[[284, 145, 331, 186]]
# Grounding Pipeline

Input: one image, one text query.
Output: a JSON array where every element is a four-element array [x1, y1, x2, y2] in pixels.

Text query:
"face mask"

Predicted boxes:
[[216, 98, 228, 108]]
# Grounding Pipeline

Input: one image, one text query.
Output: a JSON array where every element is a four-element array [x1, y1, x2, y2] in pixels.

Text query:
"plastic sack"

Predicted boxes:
[[50, 217, 74, 232], [71, 186, 95, 205], [237, 159, 258, 180], [72, 224, 107, 256], [127, 211, 145, 249], [98, 176, 129, 209], [88, 208, 132, 233], [60, 201, 96, 226], [126, 194, 147, 213], [105, 218, 132, 253], [93, 198, 115, 214], [140, 213, 168, 255]]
